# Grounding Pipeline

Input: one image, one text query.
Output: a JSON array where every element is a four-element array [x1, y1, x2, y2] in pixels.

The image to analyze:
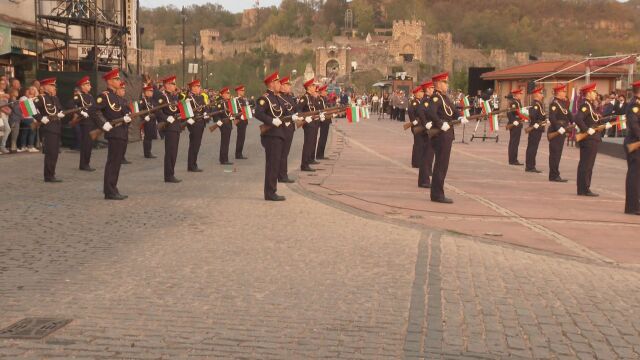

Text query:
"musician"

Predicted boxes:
[[507, 89, 524, 166], [94, 68, 131, 200], [316, 84, 332, 160], [116, 81, 132, 165], [525, 86, 546, 173], [185, 79, 206, 172], [624, 80, 640, 215], [429, 72, 468, 203], [234, 85, 249, 160], [548, 84, 571, 182], [298, 79, 322, 172], [155, 75, 182, 183], [32, 77, 66, 182], [74, 76, 99, 171], [574, 83, 611, 196], [254, 71, 287, 201], [140, 85, 158, 159], [417, 81, 437, 188], [409, 85, 425, 172], [277, 76, 297, 183], [212, 87, 234, 165]]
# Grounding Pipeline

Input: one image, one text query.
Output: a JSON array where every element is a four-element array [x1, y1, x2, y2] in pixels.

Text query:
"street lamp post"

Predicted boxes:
[[181, 7, 187, 87]]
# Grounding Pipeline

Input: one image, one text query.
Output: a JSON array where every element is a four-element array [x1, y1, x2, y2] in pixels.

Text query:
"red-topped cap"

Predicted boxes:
[[219, 87, 230, 95], [511, 88, 523, 95], [102, 68, 120, 81], [431, 72, 449, 82], [76, 76, 90, 87], [39, 78, 57, 86], [162, 75, 177, 85], [421, 81, 434, 89], [264, 71, 279, 85], [303, 78, 316, 88], [580, 82, 597, 94], [553, 83, 567, 92], [318, 84, 328, 92], [530, 86, 544, 94], [188, 79, 200, 88], [143, 85, 154, 92], [412, 85, 424, 94], [631, 80, 640, 89], [235, 85, 245, 92], [279, 77, 290, 85]]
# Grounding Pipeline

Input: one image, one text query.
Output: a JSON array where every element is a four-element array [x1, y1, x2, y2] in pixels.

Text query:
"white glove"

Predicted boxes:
[[144, 115, 151, 122], [40, 116, 50, 125], [167, 116, 175, 124], [123, 115, 132, 123], [605, 122, 612, 130], [80, 111, 89, 118], [272, 117, 283, 127], [557, 127, 566, 135], [587, 128, 596, 135], [56, 111, 65, 119], [305, 116, 312, 123], [292, 113, 301, 121], [203, 112, 209, 119], [458, 116, 469, 124], [513, 120, 519, 126], [412, 120, 418, 126], [426, 122, 433, 130], [187, 118, 195, 125], [102, 122, 113, 132], [319, 112, 326, 121], [216, 120, 223, 127], [441, 122, 451, 132], [533, 123, 540, 129]]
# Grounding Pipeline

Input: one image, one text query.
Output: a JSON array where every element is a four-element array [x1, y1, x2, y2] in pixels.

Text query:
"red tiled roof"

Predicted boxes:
[[482, 60, 627, 80]]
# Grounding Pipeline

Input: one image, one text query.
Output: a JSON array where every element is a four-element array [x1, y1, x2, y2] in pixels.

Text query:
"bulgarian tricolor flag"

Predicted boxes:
[[516, 107, 530, 122], [569, 88, 579, 115], [241, 104, 252, 120], [462, 96, 471, 118], [482, 100, 499, 132], [346, 105, 360, 123], [617, 115, 627, 130], [129, 101, 140, 114], [228, 98, 240, 115], [360, 106, 369, 119], [19, 98, 38, 117], [178, 99, 194, 119]]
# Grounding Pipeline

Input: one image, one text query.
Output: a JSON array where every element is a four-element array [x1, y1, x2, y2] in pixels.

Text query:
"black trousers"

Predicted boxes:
[[430, 132, 453, 201], [316, 121, 330, 159], [301, 123, 317, 168], [412, 132, 424, 168], [187, 125, 204, 170], [279, 125, 295, 181], [418, 136, 434, 186], [508, 126, 521, 164], [625, 143, 640, 213], [104, 138, 126, 196], [219, 125, 232, 163], [78, 124, 93, 169], [548, 135, 565, 180], [42, 132, 60, 181], [164, 131, 179, 181], [525, 130, 542, 170], [398, 109, 406, 122], [261, 136, 284, 198], [577, 139, 598, 195], [235, 121, 247, 158], [122, 141, 128, 161]]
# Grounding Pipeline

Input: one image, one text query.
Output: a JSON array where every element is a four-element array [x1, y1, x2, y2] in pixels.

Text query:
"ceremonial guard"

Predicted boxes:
[[234, 85, 249, 160], [74, 76, 98, 171], [624, 81, 640, 215], [277, 76, 297, 183], [316, 84, 331, 160], [155, 75, 182, 183], [94, 68, 131, 200], [185, 79, 206, 172], [409, 85, 426, 175], [212, 87, 234, 165], [547, 84, 571, 182], [140, 84, 158, 159], [507, 89, 524, 165], [298, 79, 321, 171], [116, 81, 132, 165], [574, 83, 610, 196], [429, 72, 468, 203], [33, 77, 65, 182], [254, 71, 287, 201], [525, 86, 545, 173], [417, 81, 437, 188]]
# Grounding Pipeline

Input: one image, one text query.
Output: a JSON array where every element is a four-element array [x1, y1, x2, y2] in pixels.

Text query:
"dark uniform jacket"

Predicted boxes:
[[528, 99, 546, 128], [574, 100, 602, 143], [210, 98, 234, 130], [74, 92, 100, 129], [297, 92, 320, 127], [254, 89, 286, 139], [625, 97, 640, 144], [187, 92, 207, 131], [507, 99, 523, 125], [548, 98, 572, 132], [95, 89, 129, 141], [33, 93, 64, 135], [430, 90, 460, 136], [277, 92, 297, 130], [155, 91, 181, 133]]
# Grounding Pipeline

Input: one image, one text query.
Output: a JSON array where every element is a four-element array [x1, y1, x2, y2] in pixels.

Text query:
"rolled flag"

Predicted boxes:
[[569, 88, 580, 115], [19, 98, 38, 117], [346, 105, 360, 123], [516, 107, 530, 122], [462, 96, 471, 119], [617, 115, 627, 130], [129, 101, 140, 114], [178, 99, 194, 119], [241, 104, 252, 120], [360, 105, 369, 120], [228, 97, 240, 115], [483, 100, 499, 132]]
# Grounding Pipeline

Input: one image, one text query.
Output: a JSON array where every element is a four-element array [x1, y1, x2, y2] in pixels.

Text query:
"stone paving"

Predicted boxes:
[[0, 118, 639, 359]]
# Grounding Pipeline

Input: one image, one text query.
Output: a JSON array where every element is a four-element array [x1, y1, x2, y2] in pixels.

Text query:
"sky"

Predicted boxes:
[[140, 0, 282, 13]]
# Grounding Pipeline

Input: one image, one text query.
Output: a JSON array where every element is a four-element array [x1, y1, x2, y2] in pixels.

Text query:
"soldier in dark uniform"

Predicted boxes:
[[32, 77, 66, 182], [299, 78, 321, 171], [507, 89, 524, 165], [155, 75, 182, 183], [419, 81, 436, 188], [429, 72, 468, 203], [316, 84, 332, 160], [409, 85, 426, 176], [185, 79, 206, 172], [547, 84, 571, 182], [116, 81, 132, 165], [277, 76, 297, 183], [624, 80, 640, 215], [525, 86, 546, 173], [94, 68, 132, 200], [74, 76, 99, 171], [212, 87, 234, 165], [254, 71, 287, 201], [574, 83, 612, 196], [140, 85, 158, 159], [234, 85, 249, 160]]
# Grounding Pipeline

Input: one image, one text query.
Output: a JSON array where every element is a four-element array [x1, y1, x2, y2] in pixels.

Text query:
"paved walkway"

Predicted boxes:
[[0, 118, 639, 359]]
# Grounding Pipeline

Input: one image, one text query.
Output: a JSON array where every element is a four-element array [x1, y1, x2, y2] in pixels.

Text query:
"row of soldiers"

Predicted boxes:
[[407, 78, 640, 215]]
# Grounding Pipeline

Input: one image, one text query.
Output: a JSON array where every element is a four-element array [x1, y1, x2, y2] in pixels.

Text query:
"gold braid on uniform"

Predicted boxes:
[[436, 92, 453, 117], [163, 91, 177, 112], [553, 99, 568, 115], [104, 91, 122, 112], [77, 93, 92, 107], [42, 95, 58, 115], [584, 102, 599, 122], [264, 94, 283, 118], [304, 93, 316, 112]]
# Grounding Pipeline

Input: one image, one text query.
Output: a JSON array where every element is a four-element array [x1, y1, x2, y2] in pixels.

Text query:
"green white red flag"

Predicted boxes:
[[482, 100, 499, 132], [228, 98, 240, 115], [617, 115, 627, 130], [129, 101, 140, 114], [346, 105, 360, 123], [462, 96, 471, 118], [178, 99, 194, 119], [241, 104, 252, 120], [19, 98, 37, 117]]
